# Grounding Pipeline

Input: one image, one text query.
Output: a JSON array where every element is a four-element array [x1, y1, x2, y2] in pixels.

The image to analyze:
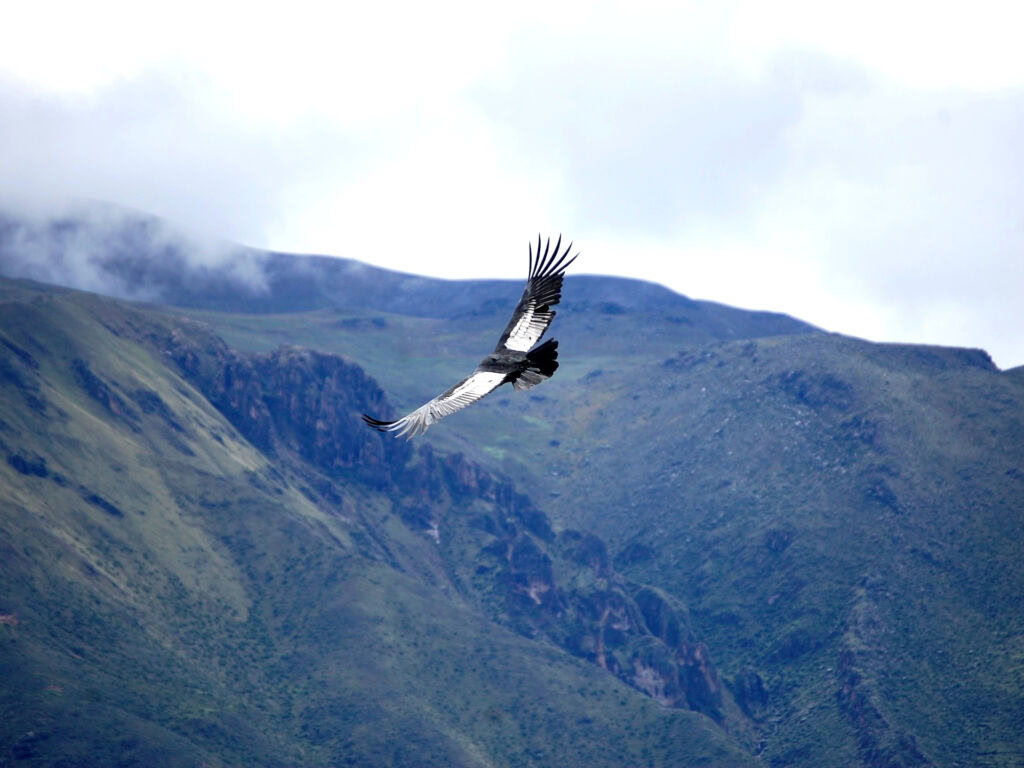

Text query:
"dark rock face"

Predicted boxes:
[[7, 452, 49, 477], [837, 649, 933, 768], [0, 337, 48, 414], [834, 588, 936, 768], [83, 491, 123, 518], [130, 388, 184, 432], [560, 530, 610, 575], [776, 369, 854, 412], [613, 541, 654, 568], [1, 337, 39, 370], [731, 667, 768, 717], [72, 358, 138, 422], [256, 347, 408, 485], [156, 328, 409, 489], [444, 494, 730, 722], [136, 318, 738, 728]]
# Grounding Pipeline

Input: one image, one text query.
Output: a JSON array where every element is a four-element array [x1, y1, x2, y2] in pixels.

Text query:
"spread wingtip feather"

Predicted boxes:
[[362, 414, 396, 432], [528, 233, 576, 281]]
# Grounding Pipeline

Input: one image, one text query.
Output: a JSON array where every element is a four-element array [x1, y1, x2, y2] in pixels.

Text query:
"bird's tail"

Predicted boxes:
[[513, 338, 559, 391]]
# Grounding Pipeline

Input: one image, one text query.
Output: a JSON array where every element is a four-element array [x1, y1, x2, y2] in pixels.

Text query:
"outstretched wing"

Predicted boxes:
[[495, 234, 578, 353], [362, 370, 505, 439]]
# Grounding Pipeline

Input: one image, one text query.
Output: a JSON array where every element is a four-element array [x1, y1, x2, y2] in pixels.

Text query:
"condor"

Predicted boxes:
[[363, 235, 578, 438]]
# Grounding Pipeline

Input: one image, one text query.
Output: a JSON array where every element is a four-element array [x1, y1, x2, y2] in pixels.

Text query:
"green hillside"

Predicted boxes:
[[178, 290, 1024, 767], [1, 209, 1022, 767], [0, 281, 755, 766], [538, 335, 1024, 766]]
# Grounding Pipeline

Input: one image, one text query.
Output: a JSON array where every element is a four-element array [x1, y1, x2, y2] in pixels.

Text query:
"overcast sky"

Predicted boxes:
[[1, 1, 1022, 367]]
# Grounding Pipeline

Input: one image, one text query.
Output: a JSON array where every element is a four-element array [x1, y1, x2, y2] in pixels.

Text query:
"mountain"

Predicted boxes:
[[0, 279, 754, 767], [0, 204, 814, 331], [1, 207, 1022, 767]]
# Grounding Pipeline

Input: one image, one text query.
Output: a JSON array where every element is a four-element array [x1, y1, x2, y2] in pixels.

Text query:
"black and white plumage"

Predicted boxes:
[[362, 235, 578, 438]]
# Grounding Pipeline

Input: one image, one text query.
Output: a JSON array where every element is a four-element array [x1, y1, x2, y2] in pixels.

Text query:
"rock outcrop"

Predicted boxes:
[[134, 316, 741, 730]]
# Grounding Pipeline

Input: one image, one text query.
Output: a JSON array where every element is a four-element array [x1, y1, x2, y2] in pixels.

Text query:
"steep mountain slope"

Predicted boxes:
[[536, 335, 1024, 767], [0, 280, 755, 766], [2, 207, 1022, 767], [0, 205, 819, 495], [184, 299, 1024, 767], [166, 306, 1024, 765]]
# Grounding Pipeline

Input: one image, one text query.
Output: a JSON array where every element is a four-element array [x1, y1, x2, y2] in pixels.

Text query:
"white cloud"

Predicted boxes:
[[0, 1, 1022, 366], [729, 1, 1024, 90]]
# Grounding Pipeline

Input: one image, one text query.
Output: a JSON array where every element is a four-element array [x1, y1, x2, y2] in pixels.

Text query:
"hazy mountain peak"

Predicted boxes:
[[0, 204, 815, 343]]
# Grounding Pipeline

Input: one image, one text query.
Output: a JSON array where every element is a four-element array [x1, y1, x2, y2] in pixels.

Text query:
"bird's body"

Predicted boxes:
[[476, 350, 526, 373], [474, 344, 551, 380], [363, 235, 577, 438]]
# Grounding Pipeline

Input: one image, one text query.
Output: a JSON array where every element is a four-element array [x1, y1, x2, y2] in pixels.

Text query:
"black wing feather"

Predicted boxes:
[[494, 234, 578, 353]]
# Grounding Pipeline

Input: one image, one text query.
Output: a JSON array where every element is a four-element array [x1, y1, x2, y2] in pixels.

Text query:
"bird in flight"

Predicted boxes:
[[363, 235, 578, 438]]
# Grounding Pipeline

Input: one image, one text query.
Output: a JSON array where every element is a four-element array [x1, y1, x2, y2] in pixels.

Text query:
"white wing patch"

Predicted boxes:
[[503, 300, 554, 352], [372, 371, 505, 438]]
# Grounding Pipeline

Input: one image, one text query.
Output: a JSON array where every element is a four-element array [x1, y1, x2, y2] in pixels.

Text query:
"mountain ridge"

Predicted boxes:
[[0, 205, 816, 341], [2, 207, 1022, 767], [0, 278, 760, 766]]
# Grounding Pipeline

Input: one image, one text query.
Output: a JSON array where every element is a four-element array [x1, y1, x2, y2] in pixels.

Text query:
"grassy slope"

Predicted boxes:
[[0, 283, 755, 766], [183, 296, 1024, 766], [540, 334, 1024, 766]]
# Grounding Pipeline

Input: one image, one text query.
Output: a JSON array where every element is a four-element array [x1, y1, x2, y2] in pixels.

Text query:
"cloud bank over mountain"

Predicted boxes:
[[1, 2, 1021, 366]]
